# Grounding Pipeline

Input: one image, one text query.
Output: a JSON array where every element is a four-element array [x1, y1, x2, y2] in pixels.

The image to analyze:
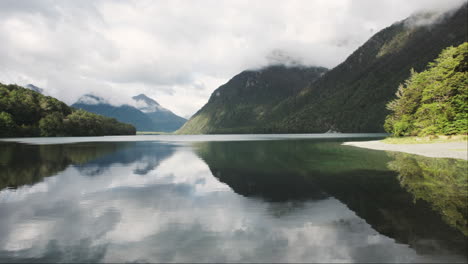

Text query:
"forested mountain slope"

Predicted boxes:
[[177, 65, 328, 134], [179, 4, 467, 134], [270, 4, 468, 133], [0, 84, 136, 137], [132, 94, 187, 132]]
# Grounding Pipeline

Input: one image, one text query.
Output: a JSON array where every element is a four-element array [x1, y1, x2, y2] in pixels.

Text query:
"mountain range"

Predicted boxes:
[[72, 94, 186, 132], [178, 4, 467, 134]]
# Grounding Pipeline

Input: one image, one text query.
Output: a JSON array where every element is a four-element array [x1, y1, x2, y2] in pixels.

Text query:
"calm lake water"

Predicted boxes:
[[0, 134, 466, 263]]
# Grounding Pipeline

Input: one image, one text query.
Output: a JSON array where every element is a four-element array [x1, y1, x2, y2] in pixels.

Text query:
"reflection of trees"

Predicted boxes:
[[0, 141, 177, 190], [195, 140, 467, 255], [388, 152, 468, 236], [0, 142, 130, 190], [194, 139, 394, 201]]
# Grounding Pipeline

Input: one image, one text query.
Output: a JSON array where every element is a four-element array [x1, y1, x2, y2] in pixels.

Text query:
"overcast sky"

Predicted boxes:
[[0, 0, 465, 118]]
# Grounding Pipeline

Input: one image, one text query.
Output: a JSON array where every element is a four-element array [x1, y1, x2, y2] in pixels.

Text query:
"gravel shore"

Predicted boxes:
[[343, 140, 467, 160]]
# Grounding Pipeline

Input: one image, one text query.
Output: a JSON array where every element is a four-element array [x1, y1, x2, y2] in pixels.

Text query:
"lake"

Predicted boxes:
[[0, 134, 466, 263]]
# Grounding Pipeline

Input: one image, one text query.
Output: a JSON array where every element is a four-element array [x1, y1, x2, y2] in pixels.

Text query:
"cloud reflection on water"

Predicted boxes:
[[0, 141, 465, 263]]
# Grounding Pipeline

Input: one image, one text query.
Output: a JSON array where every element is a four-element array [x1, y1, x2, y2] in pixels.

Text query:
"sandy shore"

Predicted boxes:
[[343, 140, 467, 160]]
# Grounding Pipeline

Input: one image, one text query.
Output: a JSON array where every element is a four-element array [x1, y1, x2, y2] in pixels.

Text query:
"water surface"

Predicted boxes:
[[0, 134, 466, 263]]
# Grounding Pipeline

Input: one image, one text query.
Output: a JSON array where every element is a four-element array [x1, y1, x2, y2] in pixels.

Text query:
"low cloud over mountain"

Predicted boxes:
[[0, 0, 465, 117]]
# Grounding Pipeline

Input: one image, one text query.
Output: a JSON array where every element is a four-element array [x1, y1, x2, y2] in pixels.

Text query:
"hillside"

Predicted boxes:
[[73, 95, 157, 131], [72, 94, 186, 132], [270, 4, 468, 133], [132, 94, 187, 132], [0, 84, 136, 137], [179, 4, 467, 134], [177, 65, 328, 134]]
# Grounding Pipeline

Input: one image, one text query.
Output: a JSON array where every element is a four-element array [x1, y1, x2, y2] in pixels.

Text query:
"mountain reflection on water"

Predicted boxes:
[[0, 136, 466, 263]]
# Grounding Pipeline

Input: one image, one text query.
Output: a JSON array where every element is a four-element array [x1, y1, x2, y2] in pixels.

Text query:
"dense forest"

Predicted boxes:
[[0, 83, 136, 137], [385, 42, 468, 136], [177, 65, 328, 134], [178, 4, 467, 134]]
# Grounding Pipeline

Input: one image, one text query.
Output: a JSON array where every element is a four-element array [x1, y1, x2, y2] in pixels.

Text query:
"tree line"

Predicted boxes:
[[385, 42, 468, 136], [0, 84, 136, 137]]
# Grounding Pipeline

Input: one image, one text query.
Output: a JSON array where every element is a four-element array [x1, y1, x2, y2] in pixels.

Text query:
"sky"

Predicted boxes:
[[0, 0, 465, 118]]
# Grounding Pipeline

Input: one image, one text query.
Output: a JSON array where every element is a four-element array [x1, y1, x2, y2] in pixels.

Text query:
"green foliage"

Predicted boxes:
[[195, 139, 468, 247], [0, 112, 16, 137], [39, 112, 65, 137], [385, 42, 468, 136], [0, 142, 130, 190], [388, 152, 468, 235], [0, 83, 136, 137], [64, 109, 136, 136], [377, 28, 414, 58], [179, 5, 467, 134], [382, 135, 467, 144], [177, 65, 328, 134]]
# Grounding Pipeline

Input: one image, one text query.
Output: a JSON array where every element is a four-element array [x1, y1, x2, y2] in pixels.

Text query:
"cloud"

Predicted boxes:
[[2, 140, 466, 263], [0, 143, 447, 263], [0, 0, 465, 117]]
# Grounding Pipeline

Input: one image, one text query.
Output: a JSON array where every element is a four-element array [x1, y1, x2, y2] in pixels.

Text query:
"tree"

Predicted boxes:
[[385, 42, 468, 136], [0, 83, 136, 137], [39, 113, 65, 137], [0, 111, 16, 137]]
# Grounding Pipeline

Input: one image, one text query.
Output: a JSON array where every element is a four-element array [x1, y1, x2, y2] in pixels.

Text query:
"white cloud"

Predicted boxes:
[[0, 0, 465, 117], [0, 145, 413, 261], [1, 142, 464, 262]]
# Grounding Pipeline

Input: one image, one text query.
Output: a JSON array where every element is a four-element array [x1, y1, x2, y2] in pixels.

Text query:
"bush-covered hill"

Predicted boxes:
[[269, 4, 467, 133], [0, 83, 136, 137], [179, 4, 467, 134], [177, 65, 328, 134], [384, 42, 468, 136]]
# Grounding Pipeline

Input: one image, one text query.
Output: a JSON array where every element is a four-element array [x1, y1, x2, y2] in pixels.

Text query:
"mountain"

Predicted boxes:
[[178, 4, 467, 134], [132, 94, 187, 132], [269, 5, 468, 133], [177, 65, 328, 134], [75, 94, 107, 105], [72, 94, 186, 132], [25, 84, 44, 94], [0, 83, 135, 137], [132, 94, 166, 113], [72, 94, 156, 131]]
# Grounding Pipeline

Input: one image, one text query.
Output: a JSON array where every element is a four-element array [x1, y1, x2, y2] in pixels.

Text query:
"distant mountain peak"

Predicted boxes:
[[72, 93, 186, 132], [76, 94, 108, 105], [132, 93, 168, 113], [132, 94, 160, 106], [25, 84, 44, 94]]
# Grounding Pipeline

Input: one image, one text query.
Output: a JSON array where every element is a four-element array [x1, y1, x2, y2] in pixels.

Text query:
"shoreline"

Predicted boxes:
[[343, 140, 467, 160]]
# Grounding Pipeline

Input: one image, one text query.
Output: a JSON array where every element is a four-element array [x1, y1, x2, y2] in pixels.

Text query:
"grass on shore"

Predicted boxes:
[[382, 134, 467, 144], [136, 131, 173, 135]]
